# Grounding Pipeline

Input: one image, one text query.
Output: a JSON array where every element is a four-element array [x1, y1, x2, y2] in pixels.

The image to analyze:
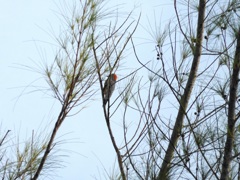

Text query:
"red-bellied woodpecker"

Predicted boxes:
[[103, 74, 117, 105]]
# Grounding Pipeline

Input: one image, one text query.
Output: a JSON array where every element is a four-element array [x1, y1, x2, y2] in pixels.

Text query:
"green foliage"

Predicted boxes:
[[0, 131, 60, 180]]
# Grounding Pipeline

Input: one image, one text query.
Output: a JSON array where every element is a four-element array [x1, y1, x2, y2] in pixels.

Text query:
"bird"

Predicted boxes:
[[103, 73, 117, 105]]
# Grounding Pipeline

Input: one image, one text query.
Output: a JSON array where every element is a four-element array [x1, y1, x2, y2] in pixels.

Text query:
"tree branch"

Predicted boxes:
[[157, 0, 206, 178]]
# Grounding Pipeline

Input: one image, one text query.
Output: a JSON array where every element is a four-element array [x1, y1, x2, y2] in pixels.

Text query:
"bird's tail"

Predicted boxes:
[[103, 98, 107, 106]]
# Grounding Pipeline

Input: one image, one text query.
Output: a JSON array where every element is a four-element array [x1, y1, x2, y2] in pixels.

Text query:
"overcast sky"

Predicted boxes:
[[0, 0, 174, 179]]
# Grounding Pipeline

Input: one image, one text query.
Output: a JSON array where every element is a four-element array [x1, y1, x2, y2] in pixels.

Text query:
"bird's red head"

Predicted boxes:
[[112, 74, 117, 81]]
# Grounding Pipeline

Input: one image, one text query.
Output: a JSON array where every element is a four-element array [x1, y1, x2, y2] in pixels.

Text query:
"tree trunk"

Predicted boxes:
[[157, 0, 206, 179], [220, 28, 240, 180]]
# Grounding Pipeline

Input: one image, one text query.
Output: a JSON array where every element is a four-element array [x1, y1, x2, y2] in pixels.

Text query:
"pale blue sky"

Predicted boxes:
[[0, 1, 173, 179]]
